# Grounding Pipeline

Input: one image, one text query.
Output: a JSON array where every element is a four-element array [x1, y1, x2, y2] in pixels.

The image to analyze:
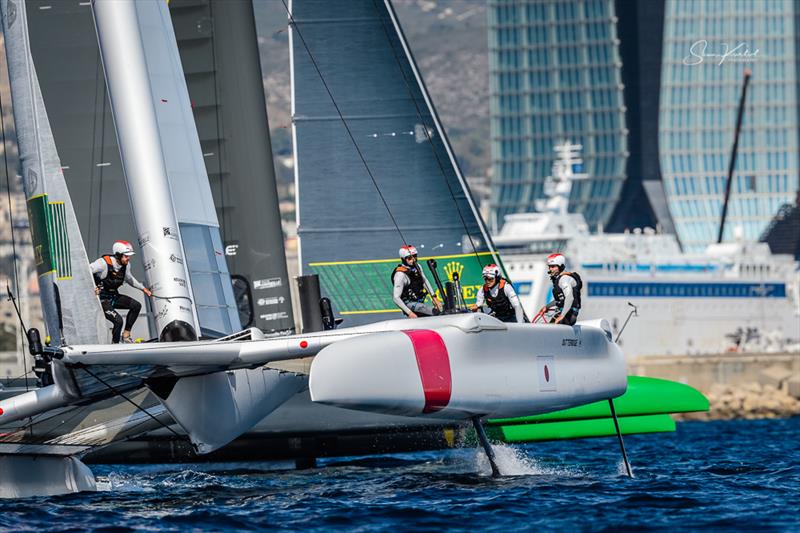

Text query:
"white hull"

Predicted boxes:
[[0, 454, 95, 498], [310, 317, 627, 419]]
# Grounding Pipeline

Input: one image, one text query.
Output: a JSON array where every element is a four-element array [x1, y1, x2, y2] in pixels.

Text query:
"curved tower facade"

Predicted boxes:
[[659, 0, 800, 250], [488, 0, 629, 230]]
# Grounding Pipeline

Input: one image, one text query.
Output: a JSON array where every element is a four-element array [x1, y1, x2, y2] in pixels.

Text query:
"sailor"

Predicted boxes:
[[538, 253, 582, 326], [391, 245, 442, 318], [90, 240, 152, 343], [471, 264, 524, 323]]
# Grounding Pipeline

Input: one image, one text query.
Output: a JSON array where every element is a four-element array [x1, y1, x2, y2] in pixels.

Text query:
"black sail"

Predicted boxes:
[[169, 0, 295, 334], [290, 0, 499, 326]]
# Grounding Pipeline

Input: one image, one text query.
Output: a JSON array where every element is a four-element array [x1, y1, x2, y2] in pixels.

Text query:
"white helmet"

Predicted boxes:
[[482, 264, 501, 279], [113, 240, 135, 256], [546, 253, 566, 268], [399, 245, 418, 260]]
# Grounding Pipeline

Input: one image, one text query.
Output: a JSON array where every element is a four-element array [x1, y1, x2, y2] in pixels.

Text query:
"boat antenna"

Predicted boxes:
[[717, 69, 751, 243], [614, 302, 638, 343], [608, 398, 633, 478]]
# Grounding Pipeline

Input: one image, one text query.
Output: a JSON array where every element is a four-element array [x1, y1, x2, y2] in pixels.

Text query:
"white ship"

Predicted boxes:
[[494, 142, 800, 356]]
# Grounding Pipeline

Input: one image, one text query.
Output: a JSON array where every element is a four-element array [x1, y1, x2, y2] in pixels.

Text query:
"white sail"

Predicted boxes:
[[134, 0, 241, 337], [1, 0, 105, 345], [92, 0, 199, 341]]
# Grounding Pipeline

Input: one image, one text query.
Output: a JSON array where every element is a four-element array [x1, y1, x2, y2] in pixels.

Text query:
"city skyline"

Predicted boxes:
[[488, 0, 799, 250]]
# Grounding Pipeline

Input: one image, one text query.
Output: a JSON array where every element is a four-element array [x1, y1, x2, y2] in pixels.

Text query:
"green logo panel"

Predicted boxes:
[[27, 194, 71, 279], [308, 252, 495, 315]]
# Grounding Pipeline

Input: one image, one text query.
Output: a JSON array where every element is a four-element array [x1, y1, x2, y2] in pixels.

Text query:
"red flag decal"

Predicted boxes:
[[403, 330, 452, 413]]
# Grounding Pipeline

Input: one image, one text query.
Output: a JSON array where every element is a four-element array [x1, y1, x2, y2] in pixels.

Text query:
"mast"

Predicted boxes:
[[91, 0, 197, 341]]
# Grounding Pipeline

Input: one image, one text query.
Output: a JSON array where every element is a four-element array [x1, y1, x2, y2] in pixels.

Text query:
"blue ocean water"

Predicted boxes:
[[2, 418, 798, 531]]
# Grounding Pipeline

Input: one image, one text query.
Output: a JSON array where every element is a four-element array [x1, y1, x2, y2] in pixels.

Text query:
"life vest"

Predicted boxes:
[[483, 279, 516, 321], [98, 255, 126, 298], [391, 264, 428, 302], [551, 271, 582, 312]]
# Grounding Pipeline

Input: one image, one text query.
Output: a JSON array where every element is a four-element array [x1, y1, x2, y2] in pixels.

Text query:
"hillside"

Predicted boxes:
[[253, 0, 491, 183]]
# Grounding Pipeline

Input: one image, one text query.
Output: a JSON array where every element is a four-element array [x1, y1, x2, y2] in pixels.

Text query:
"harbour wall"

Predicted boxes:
[[629, 352, 800, 420]]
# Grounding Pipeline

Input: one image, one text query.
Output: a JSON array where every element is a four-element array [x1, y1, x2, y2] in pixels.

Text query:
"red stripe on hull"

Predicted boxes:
[[402, 330, 452, 413]]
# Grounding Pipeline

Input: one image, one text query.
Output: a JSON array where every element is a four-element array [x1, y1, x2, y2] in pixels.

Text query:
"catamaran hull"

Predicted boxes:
[[0, 454, 96, 499], [310, 320, 627, 419]]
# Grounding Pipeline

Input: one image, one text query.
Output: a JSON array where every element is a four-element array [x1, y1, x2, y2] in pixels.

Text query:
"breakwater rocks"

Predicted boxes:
[[630, 352, 800, 420], [677, 382, 800, 421]]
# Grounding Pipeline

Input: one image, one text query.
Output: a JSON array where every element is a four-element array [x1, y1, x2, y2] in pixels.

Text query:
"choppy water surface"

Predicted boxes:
[[3, 418, 798, 531]]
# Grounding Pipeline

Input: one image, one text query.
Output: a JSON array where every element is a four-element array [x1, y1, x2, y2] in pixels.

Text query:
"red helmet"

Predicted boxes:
[[399, 245, 418, 260]]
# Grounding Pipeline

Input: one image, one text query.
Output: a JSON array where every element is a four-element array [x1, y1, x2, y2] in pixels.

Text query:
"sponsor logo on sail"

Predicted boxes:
[[257, 296, 286, 307], [144, 258, 156, 271], [169, 254, 183, 265], [163, 227, 178, 240], [443, 261, 464, 281], [26, 168, 38, 193], [254, 278, 282, 290], [7, 0, 18, 27], [260, 312, 289, 321], [138, 232, 151, 247], [173, 277, 187, 288]]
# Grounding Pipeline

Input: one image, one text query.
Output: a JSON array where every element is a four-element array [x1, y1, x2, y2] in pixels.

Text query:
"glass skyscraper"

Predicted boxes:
[[488, 0, 630, 230], [660, 0, 800, 251]]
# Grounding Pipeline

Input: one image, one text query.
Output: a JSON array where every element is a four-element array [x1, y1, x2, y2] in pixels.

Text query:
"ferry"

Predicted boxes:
[[494, 143, 800, 356]]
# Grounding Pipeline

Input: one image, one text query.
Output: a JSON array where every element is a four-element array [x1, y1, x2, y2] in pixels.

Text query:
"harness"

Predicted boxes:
[[96, 255, 126, 301], [483, 279, 515, 321], [391, 264, 428, 303], [551, 271, 582, 313]]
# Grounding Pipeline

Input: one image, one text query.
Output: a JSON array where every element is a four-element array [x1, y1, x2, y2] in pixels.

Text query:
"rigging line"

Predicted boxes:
[[0, 78, 30, 392], [4, 368, 35, 383], [95, 73, 108, 256], [0, 401, 72, 442], [79, 366, 184, 440], [207, 0, 228, 245], [371, 0, 485, 267], [88, 42, 103, 256], [279, 0, 407, 245]]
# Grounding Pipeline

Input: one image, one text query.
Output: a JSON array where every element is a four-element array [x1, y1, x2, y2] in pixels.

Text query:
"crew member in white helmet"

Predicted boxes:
[[391, 245, 442, 318], [538, 253, 582, 326], [471, 263, 524, 323], [90, 240, 152, 343]]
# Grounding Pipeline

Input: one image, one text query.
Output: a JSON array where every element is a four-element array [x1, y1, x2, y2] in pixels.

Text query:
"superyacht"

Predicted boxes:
[[494, 142, 800, 356]]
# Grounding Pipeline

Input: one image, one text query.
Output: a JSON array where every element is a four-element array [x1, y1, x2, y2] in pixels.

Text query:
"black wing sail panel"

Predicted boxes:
[[290, 0, 499, 325], [168, 0, 295, 334]]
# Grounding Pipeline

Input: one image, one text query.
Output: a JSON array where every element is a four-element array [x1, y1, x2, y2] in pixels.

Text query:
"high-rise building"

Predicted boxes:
[[659, 0, 800, 251], [488, 0, 670, 232]]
